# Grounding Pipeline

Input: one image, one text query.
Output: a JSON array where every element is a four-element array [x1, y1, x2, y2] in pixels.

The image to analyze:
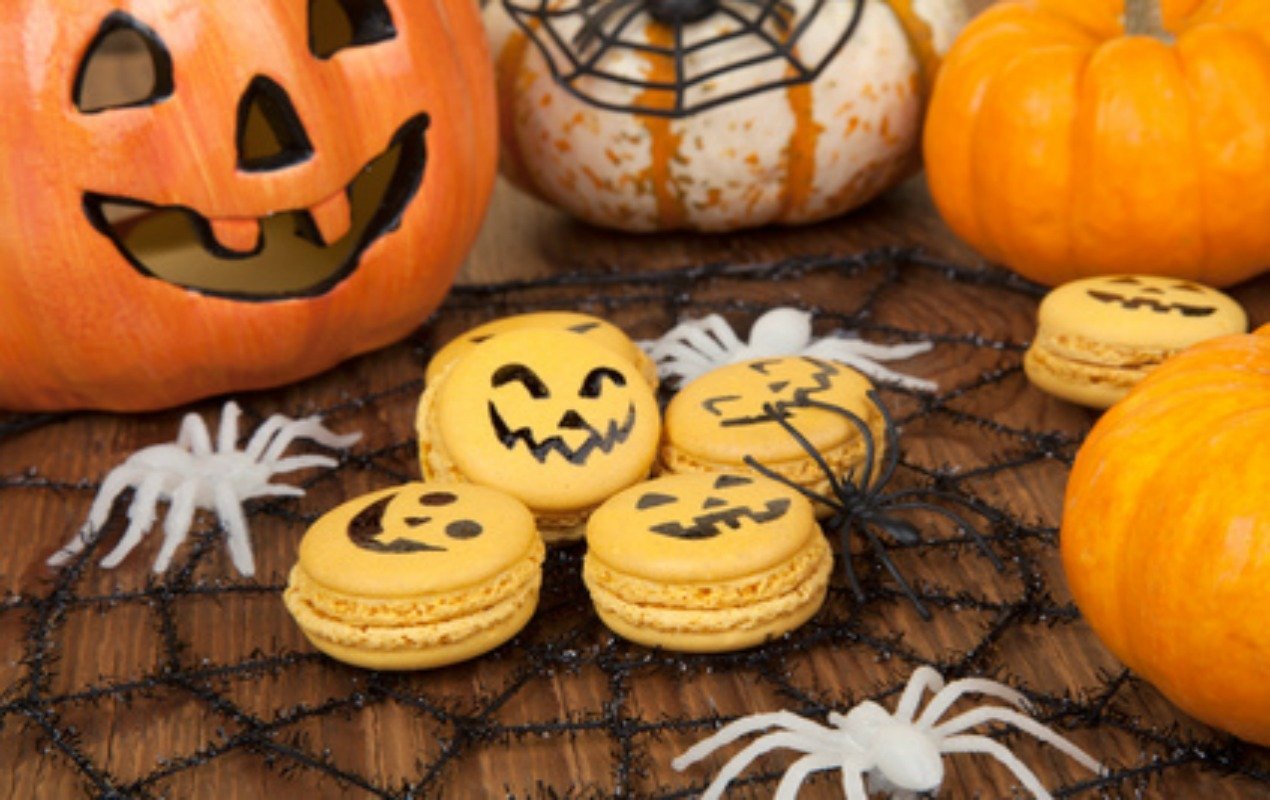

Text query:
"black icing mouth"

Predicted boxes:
[[489, 401, 638, 465], [82, 113, 429, 301], [649, 498, 792, 540], [1086, 290, 1216, 318]]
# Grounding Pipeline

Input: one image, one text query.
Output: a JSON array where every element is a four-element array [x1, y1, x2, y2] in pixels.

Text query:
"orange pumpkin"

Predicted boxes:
[[1061, 324, 1270, 745], [923, 0, 1270, 287], [0, 0, 497, 411]]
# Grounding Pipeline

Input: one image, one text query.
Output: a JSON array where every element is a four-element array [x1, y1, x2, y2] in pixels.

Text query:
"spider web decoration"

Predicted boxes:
[[501, 0, 865, 116], [2, 248, 1269, 798]]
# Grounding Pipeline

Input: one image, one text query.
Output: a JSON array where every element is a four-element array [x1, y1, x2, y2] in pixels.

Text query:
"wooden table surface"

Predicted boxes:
[[2, 168, 1268, 800]]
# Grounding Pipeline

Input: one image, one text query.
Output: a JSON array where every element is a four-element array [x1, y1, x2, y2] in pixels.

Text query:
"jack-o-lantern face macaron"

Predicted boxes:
[[418, 328, 661, 543], [584, 473, 831, 653], [283, 482, 545, 670], [1024, 275, 1248, 408], [659, 356, 884, 505], [425, 311, 658, 389]]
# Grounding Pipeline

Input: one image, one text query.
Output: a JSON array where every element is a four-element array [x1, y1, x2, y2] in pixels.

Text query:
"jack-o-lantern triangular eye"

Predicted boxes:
[[309, 0, 397, 59], [73, 12, 174, 114]]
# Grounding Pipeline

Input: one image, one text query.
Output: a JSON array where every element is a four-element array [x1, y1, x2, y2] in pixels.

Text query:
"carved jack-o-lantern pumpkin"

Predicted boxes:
[[0, 0, 497, 411], [483, 0, 966, 232]]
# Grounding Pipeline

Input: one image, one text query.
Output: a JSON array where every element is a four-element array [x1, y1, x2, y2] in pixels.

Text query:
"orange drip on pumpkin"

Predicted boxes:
[[879, 0, 940, 96], [779, 73, 823, 218], [635, 23, 688, 228]]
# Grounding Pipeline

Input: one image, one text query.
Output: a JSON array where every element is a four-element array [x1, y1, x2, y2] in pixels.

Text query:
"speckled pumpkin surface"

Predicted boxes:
[[484, 0, 966, 232]]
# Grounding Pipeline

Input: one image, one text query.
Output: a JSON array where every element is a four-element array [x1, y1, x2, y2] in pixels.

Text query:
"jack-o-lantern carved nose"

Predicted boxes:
[[236, 76, 314, 173]]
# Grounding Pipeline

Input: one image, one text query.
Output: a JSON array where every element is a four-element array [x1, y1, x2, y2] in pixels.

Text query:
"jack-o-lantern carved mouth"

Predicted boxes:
[[82, 113, 429, 300], [1086, 289, 1216, 318], [488, 401, 638, 465], [647, 498, 792, 540]]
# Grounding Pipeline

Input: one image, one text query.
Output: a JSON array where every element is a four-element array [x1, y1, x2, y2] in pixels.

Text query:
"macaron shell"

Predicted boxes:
[[297, 483, 539, 598], [662, 356, 881, 466], [586, 473, 817, 583], [429, 329, 660, 513], [288, 582, 540, 670], [1036, 275, 1247, 351], [425, 311, 659, 388], [1023, 344, 1139, 409]]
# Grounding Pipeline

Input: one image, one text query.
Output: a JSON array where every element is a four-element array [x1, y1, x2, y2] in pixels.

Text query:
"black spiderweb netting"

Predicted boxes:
[[1, 247, 1267, 798], [502, 0, 864, 116]]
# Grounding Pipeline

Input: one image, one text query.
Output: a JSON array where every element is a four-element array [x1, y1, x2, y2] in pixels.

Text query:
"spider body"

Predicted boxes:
[[643, 309, 934, 392], [47, 401, 360, 577], [673, 666, 1104, 800]]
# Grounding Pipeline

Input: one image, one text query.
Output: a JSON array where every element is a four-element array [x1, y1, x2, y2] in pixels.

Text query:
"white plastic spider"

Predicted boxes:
[[673, 665, 1104, 800], [641, 308, 937, 391], [47, 401, 361, 577]]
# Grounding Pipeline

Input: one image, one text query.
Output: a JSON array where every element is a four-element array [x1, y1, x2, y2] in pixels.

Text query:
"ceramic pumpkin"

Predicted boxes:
[[924, 0, 1270, 287], [0, 0, 497, 411], [484, 0, 966, 232], [1061, 324, 1270, 745]]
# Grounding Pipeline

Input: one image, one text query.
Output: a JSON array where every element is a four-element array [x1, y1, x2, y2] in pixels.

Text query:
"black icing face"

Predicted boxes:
[[635, 474, 792, 540], [73, 4, 429, 300], [347, 489, 484, 554], [699, 357, 843, 428], [487, 362, 637, 465], [1084, 276, 1218, 318]]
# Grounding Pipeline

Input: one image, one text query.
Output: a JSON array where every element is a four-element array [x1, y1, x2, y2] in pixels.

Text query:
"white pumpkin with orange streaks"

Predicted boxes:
[[484, 0, 966, 232]]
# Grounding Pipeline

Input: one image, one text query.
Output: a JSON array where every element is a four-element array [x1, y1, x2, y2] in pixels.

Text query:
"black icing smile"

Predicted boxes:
[[1086, 290, 1216, 318], [82, 113, 429, 300], [649, 498, 792, 540], [489, 401, 638, 465]]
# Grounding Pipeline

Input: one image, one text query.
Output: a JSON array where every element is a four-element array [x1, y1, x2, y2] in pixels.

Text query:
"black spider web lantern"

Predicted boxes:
[[501, 0, 866, 117]]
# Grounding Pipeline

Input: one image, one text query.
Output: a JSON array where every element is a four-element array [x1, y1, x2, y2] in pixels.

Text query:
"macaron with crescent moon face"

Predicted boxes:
[[283, 481, 544, 670], [1024, 275, 1247, 408], [583, 472, 831, 653]]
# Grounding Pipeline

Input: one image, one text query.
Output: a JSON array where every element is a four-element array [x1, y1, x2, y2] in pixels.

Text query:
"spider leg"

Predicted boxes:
[[674, 711, 839, 771], [858, 521, 929, 619], [262, 417, 360, 463], [757, 402, 850, 499], [99, 472, 168, 569], [741, 455, 842, 515], [652, 315, 745, 366], [213, 480, 256, 577], [881, 499, 1004, 571], [268, 454, 339, 475], [46, 467, 145, 566], [802, 397, 878, 495], [894, 666, 946, 723], [830, 514, 866, 602], [244, 414, 291, 460], [216, 401, 243, 453], [916, 678, 1030, 729], [932, 707, 1104, 776], [872, 513, 921, 545], [801, 339, 936, 393], [940, 733, 1071, 800], [685, 731, 829, 800], [177, 412, 215, 456], [840, 762, 871, 800], [775, 752, 839, 800], [152, 479, 199, 573]]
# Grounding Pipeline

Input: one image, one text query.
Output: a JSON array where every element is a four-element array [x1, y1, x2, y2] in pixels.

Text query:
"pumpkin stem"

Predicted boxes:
[[1123, 0, 1172, 41]]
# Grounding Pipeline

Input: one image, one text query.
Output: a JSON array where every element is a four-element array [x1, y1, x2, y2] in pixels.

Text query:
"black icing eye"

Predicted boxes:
[[1109, 276, 1141, 285], [420, 492, 458, 506], [492, 364, 551, 399], [713, 475, 752, 489], [73, 12, 174, 113], [445, 520, 483, 540], [636, 492, 677, 510], [309, 0, 397, 59], [579, 367, 626, 398], [1173, 282, 1205, 293]]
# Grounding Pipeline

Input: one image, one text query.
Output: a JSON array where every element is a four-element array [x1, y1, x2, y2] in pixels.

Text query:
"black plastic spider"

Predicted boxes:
[[742, 391, 1004, 620]]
